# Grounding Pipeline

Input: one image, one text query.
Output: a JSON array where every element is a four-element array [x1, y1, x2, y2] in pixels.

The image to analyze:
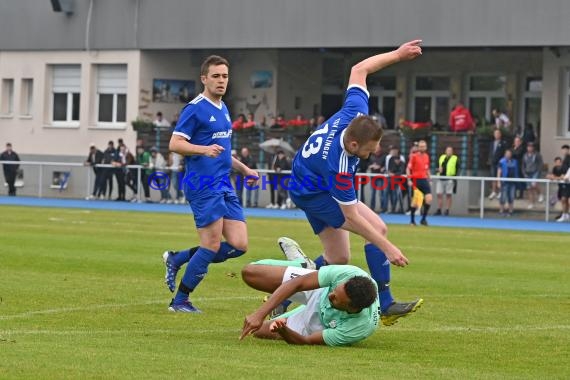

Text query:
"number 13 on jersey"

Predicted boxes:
[[301, 124, 329, 158]]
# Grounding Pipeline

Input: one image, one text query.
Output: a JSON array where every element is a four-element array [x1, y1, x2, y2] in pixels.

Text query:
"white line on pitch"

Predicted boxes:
[[0, 296, 259, 320]]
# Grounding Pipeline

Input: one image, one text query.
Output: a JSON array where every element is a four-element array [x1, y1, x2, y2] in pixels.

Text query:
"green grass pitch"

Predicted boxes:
[[0, 205, 569, 379]]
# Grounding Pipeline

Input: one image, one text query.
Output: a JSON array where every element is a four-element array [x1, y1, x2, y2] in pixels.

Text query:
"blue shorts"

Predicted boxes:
[[290, 192, 346, 235], [187, 190, 245, 228], [414, 179, 432, 195]]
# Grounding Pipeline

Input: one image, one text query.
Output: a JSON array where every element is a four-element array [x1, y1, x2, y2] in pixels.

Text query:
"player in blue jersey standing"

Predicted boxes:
[[284, 40, 424, 326], [163, 55, 259, 313]]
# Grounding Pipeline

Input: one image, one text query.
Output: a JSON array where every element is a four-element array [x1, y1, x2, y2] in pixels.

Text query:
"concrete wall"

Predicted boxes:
[[139, 50, 199, 123], [277, 50, 323, 119], [0, 50, 140, 156], [2, 0, 570, 50], [223, 50, 278, 122]]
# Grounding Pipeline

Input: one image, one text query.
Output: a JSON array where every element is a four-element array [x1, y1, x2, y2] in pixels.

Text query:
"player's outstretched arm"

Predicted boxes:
[[240, 272, 320, 340], [169, 134, 224, 158], [348, 40, 422, 89]]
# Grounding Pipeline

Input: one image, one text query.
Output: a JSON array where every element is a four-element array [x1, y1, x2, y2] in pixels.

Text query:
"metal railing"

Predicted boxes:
[[0, 160, 566, 222]]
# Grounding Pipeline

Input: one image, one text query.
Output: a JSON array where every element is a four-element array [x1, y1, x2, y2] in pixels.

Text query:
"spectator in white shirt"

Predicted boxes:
[[153, 112, 171, 129], [492, 109, 511, 130]]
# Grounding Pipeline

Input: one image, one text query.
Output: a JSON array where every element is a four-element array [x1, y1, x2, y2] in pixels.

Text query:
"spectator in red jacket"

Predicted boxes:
[[449, 103, 475, 133], [243, 113, 256, 129], [232, 114, 246, 130]]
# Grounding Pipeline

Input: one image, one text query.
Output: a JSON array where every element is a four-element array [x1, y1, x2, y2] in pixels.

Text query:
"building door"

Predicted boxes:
[[521, 76, 542, 142]]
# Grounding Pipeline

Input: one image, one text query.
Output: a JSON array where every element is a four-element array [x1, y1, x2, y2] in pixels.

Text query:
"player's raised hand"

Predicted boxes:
[[395, 40, 423, 62], [384, 243, 409, 267], [204, 144, 225, 158]]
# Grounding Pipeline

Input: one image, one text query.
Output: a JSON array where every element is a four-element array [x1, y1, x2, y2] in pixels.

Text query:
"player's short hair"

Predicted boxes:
[[344, 276, 377, 310], [345, 116, 382, 145], [201, 55, 229, 76]]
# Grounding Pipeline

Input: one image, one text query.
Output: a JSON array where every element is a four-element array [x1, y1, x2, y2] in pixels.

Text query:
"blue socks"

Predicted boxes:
[[172, 243, 246, 304], [364, 243, 394, 312], [314, 255, 327, 269], [173, 247, 215, 304], [212, 242, 246, 263], [170, 248, 195, 267]]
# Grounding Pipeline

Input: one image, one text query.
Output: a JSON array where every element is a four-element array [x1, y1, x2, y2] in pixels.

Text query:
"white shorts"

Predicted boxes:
[[281, 266, 325, 336], [436, 179, 454, 195]]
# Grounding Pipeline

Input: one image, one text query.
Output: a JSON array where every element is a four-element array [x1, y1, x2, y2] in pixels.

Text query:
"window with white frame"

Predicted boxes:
[[20, 78, 33, 117], [520, 76, 541, 138], [52, 65, 81, 124], [413, 76, 450, 126], [96, 64, 127, 125], [1, 78, 15, 115], [467, 75, 506, 125]]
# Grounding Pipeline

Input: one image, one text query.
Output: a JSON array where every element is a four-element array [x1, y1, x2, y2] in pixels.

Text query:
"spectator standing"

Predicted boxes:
[[273, 150, 291, 209], [488, 129, 507, 199], [0, 143, 20, 196], [238, 147, 258, 207], [547, 157, 569, 222], [561, 144, 570, 175], [84, 143, 104, 200], [521, 123, 536, 145], [492, 109, 511, 130], [368, 145, 385, 212], [135, 145, 151, 202], [497, 149, 519, 216], [243, 113, 256, 129], [232, 114, 246, 130], [112, 144, 128, 201], [102, 141, 115, 199], [124, 146, 138, 200], [449, 103, 475, 133], [522, 142, 544, 208], [387, 153, 406, 213], [270, 115, 287, 129], [384, 146, 405, 213], [149, 147, 170, 203], [154, 111, 170, 128], [169, 151, 184, 204], [355, 156, 369, 205], [511, 136, 526, 199], [434, 146, 460, 216]]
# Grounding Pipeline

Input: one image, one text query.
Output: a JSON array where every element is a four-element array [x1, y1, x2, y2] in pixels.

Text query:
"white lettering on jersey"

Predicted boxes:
[[212, 130, 233, 139], [321, 118, 341, 160]]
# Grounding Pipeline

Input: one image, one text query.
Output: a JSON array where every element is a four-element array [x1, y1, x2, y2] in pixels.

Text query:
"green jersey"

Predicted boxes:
[[318, 265, 379, 346]]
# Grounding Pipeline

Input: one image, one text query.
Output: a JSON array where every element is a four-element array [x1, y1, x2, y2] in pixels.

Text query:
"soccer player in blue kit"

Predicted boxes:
[[163, 55, 259, 313], [285, 40, 424, 326]]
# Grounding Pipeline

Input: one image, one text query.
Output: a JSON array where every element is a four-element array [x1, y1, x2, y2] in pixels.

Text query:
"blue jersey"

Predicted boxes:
[[173, 94, 234, 198], [290, 85, 369, 205]]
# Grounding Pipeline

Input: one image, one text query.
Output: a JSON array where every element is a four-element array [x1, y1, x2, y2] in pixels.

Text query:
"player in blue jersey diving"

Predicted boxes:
[[283, 40, 424, 326], [162, 55, 259, 313]]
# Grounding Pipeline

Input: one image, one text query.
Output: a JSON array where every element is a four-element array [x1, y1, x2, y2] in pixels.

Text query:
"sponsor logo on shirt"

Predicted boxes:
[[329, 320, 337, 328], [211, 130, 233, 139]]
